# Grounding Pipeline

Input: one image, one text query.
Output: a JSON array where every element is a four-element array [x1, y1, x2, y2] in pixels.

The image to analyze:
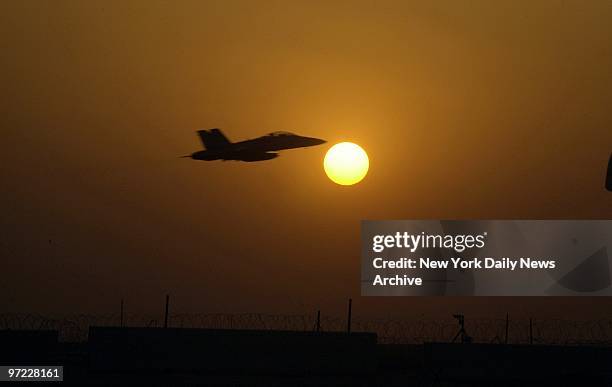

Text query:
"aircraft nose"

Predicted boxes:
[[312, 138, 326, 145]]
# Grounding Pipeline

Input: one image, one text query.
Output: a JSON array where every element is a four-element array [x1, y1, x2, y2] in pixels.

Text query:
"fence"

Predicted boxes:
[[2, 313, 612, 345]]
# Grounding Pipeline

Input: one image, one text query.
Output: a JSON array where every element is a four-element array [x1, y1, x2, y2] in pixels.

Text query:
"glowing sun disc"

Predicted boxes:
[[324, 142, 369, 185]]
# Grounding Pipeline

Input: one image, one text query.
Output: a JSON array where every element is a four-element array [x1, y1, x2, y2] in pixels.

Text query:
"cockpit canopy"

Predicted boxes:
[[268, 131, 295, 136]]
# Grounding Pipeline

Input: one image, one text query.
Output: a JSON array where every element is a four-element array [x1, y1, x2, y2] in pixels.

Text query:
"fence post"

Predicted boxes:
[[164, 294, 170, 329], [347, 299, 352, 333], [505, 313, 509, 344]]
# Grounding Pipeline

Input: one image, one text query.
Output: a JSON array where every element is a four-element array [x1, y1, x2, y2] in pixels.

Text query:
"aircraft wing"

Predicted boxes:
[[229, 151, 278, 162]]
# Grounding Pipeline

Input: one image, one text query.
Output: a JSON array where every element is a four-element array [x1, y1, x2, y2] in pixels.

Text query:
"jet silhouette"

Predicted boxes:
[[185, 129, 326, 162]]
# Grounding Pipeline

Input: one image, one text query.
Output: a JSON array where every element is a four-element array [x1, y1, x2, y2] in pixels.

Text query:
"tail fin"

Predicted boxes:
[[197, 128, 231, 150]]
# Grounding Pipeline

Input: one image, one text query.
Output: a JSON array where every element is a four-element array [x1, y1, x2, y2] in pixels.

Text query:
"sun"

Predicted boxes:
[[324, 142, 369, 185]]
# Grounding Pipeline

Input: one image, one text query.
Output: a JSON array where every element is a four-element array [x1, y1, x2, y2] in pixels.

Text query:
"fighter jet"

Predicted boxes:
[[184, 129, 326, 162]]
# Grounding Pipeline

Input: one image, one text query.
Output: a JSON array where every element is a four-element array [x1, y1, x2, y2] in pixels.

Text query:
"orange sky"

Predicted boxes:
[[1, 0, 611, 318]]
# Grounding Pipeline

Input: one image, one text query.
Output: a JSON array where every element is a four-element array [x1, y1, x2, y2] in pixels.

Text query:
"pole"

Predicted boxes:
[[505, 313, 509, 344], [529, 317, 533, 345], [347, 298, 352, 333], [120, 298, 124, 327], [164, 294, 170, 329], [316, 310, 321, 332]]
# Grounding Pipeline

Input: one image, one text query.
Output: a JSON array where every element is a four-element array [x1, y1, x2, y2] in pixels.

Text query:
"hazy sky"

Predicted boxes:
[[1, 0, 611, 319]]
